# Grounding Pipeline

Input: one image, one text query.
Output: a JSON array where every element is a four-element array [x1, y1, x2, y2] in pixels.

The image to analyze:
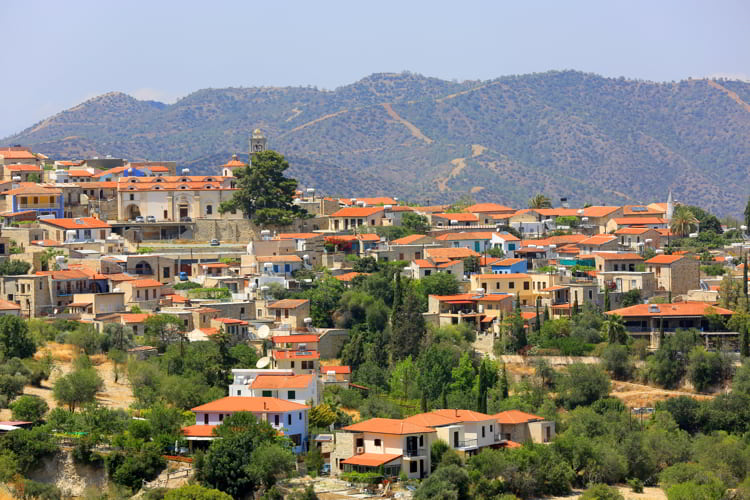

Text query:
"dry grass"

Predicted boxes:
[[610, 380, 714, 408]]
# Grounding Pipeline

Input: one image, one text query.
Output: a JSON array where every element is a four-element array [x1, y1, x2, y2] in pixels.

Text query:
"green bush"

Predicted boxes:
[[173, 281, 202, 290], [628, 478, 644, 493], [10, 395, 48, 423]]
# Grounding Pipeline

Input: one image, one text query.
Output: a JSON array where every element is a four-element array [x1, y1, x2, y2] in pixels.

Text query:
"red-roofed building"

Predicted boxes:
[[0, 148, 39, 165], [608, 217, 668, 231], [492, 410, 555, 444], [408, 257, 464, 279], [182, 397, 309, 453], [119, 278, 164, 309], [431, 212, 480, 227], [40, 217, 112, 243], [578, 234, 618, 254], [645, 253, 699, 295], [427, 292, 513, 329], [614, 227, 662, 251], [329, 206, 385, 231]]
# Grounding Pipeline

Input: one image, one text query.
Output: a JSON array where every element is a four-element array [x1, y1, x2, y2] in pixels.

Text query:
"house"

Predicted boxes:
[[408, 258, 463, 279], [465, 203, 516, 224], [493, 410, 556, 444], [0, 299, 21, 316], [491, 258, 528, 274], [210, 317, 249, 338], [424, 247, 480, 260], [368, 234, 442, 262], [593, 253, 644, 273], [266, 299, 310, 329], [580, 206, 623, 234], [607, 302, 735, 348], [275, 232, 325, 254], [614, 227, 662, 251], [470, 274, 533, 305], [0, 274, 52, 317], [621, 205, 666, 218], [607, 217, 668, 232], [4, 185, 63, 218], [255, 255, 304, 277], [597, 271, 656, 297], [332, 418, 436, 479], [181, 397, 309, 453], [119, 279, 164, 310], [328, 207, 385, 231], [645, 254, 700, 295], [4, 164, 43, 182], [403, 409, 509, 457], [426, 293, 513, 328], [325, 234, 381, 256], [36, 269, 99, 311], [229, 369, 319, 404], [40, 218, 112, 244], [0, 148, 39, 166], [431, 212, 479, 228], [320, 365, 351, 386], [578, 235, 618, 254]]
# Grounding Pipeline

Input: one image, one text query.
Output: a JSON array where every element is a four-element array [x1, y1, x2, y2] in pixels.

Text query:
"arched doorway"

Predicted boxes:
[[134, 261, 153, 275], [126, 204, 141, 220]]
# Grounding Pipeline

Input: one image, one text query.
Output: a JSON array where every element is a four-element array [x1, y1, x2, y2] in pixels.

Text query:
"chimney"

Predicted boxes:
[[263, 401, 267, 410]]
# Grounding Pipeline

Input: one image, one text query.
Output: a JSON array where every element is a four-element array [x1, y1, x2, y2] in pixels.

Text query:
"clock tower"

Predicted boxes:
[[249, 128, 267, 157]]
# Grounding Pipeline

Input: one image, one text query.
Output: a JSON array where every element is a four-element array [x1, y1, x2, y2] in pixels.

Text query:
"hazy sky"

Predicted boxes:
[[2, 0, 748, 138]]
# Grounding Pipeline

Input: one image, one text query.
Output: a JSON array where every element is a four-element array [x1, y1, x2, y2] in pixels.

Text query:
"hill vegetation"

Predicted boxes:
[[5, 71, 750, 215]]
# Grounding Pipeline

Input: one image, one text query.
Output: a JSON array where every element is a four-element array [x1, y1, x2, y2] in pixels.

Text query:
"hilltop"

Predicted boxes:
[[5, 71, 750, 215]]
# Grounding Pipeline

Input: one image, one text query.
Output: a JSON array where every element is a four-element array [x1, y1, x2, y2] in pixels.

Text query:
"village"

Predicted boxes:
[[0, 132, 748, 500]]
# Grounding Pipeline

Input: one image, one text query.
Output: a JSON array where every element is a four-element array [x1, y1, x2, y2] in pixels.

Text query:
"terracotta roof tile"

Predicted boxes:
[[493, 410, 545, 424], [250, 374, 314, 390], [343, 418, 435, 435], [607, 302, 734, 318], [340, 453, 401, 467], [191, 396, 309, 412], [41, 217, 110, 229]]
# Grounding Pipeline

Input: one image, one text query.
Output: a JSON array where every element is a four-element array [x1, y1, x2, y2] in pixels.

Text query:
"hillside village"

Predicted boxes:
[[0, 134, 749, 500]]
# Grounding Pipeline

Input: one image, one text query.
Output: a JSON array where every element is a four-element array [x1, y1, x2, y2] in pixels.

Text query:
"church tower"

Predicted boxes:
[[249, 128, 267, 157], [666, 190, 674, 221]]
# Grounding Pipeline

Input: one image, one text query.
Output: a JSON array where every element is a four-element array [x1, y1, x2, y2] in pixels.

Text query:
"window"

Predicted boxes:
[[129, 194, 134, 201], [163, 267, 170, 278], [237, 390, 241, 396], [287, 414, 292, 425], [290, 361, 295, 368], [136, 290, 140, 299], [419, 435, 423, 446], [482, 426, 486, 438], [206, 205, 213, 215], [410, 461, 417, 473], [219, 414, 224, 422], [496, 283, 500, 289], [274, 415, 280, 426], [204, 414, 209, 425], [523, 281, 529, 290], [374, 439, 381, 446], [509, 282, 515, 289], [262, 390, 272, 397], [288, 390, 296, 400], [299, 412, 302, 420], [490, 424, 493, 433], [356, 438, 364, 447]]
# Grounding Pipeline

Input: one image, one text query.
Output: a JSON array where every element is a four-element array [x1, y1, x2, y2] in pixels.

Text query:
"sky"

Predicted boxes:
[[1, 0, 749, 138]]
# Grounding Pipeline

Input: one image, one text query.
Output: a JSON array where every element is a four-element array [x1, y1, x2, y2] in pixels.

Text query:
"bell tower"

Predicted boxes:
[[249, 128, 267, 157]]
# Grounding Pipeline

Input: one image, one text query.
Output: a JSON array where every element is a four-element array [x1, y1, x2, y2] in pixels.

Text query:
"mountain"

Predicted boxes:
[[5, 71, 750, 215]]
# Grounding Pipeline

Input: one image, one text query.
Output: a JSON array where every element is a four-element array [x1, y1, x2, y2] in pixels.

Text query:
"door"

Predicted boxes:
[[179, 205, 188, 219], [453, 431, 459, 448], [419, 459, 424, 478]]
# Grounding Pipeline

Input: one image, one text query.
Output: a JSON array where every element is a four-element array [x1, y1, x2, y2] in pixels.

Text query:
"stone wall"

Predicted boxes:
[[28, 449, 109, 497], [191, 216, 329, 243]]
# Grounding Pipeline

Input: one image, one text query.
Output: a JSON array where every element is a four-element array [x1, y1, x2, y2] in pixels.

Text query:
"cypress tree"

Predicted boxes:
[[420, 391, 428, 412], [534, 297, 541, 332], [604, 287, 610, 312], [389, 290, 426, 361], [499, 363, 509, 399], [741, 322, 750, 358], [544, 306, 550, 322], [392, 273, 403, 312], [744, 254, 748, 304], [440, 388, 448, 409], [659, 317, 665, 346]]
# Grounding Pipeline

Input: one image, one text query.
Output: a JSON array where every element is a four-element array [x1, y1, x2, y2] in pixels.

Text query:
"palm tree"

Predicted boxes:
[[670, 206, 699, 237], [528, 193, 552, 209], [601, 314, 627, 344], [40, 248, 65, 271]]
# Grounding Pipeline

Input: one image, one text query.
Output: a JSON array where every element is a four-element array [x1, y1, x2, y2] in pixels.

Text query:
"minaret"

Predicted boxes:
[[249, 128, 267, 157], [666, 190, 674, 221]]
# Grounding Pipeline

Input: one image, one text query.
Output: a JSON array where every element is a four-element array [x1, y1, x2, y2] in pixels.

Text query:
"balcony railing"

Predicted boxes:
[[455, 439, 478, 449], [404, 447, 427, 457], [17, 204, 59, 210]]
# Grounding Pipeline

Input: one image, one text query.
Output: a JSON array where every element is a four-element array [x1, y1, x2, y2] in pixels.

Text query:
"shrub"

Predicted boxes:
[[10, 395, 48, 423], [581, 484, 624, 500], [628, 478, 644, 493]]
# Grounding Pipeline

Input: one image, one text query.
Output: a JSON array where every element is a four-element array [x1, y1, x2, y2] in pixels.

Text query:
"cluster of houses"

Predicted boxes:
[[1, 134, 747, 479]]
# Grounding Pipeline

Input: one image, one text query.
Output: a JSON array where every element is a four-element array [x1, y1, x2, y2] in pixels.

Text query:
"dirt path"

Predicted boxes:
[[381, 103, 433, 144], [610, 380, 713, 408], [549, 486, 666, 500], [285, 107, 303, 122], [285, 109, 349, 134], [707, 80, 750, 113]]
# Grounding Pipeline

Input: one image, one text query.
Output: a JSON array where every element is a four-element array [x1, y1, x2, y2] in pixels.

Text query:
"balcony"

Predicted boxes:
[[404, 447, 427, 457], [17, 204, 59, 210], [455, 439, 478, 450]]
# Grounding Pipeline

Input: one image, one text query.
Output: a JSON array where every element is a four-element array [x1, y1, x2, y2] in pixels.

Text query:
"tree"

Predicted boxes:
[[389, 290, 426, 361], [581, 484, 624, 500], [10, 395, 48, 423], [621, 289, 642, 307], [600, 344, 633, 380], [145, 314, 186, 352], [218, 150, 305, 225], [389, 355, 418, 399], [287, 485, 319, 500], [535, 297, 541, 332], [421, 272, 459, 296], [246, 442, 296, 491], [601, 314, 627, 344], [604, 286, 610, 312], [670, 206, 699, 237], [745, 196, 750, 235], [0, 260, 31, 276], [164, 485, 233, 500], [305, 445, 325, 477], [53, 361, 103, 411], [401, 212, 430, 234], [414, 464, 470, 500], [40, 248, 65, 271], [488, 246, 505, 258], [557, 363, 611, 408], [528, 193, 552, 209], [687, 347, 723, 393], [103, 323, 134, 351], [0, 315, 36, 359], [477, 357, 498, 414]]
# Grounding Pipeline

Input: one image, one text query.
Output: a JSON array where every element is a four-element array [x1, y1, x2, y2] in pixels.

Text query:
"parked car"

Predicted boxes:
[[179, 272, 189, 281], [135, 216, 144, 223], [210, 239, 220, 246], [146, 215, 156, 223]]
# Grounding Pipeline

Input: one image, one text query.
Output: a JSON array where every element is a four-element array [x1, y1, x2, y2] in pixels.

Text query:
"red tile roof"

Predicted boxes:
[[471, 273, 530, 279], [335, 272, 369, 282], [273, 350, 319, 360], [130, 279, 164, 288], [582, 206, 620, 217], [6, 164, 41, 171], [593, 252, 644, 261], [343, 418, 435, 435], [494, 258, 526, 266], [0, 300, 21, 311], [391, 234, 428, 245], [267, 299, 309, 309], [272, 335, 319, 344], [214, 318, 248, 325], [431, 409, 495, 423], [330, 206, 385, 217], [465, 203, 515, 213], [181, 424, 218, 437], [256, 255, 303, 263], [250, 374, 314, 390], [646, 255, 686, 264], [120, 313, 152, 323], [41, 217, 111, 230], [493, 410, 545, 424], [68, 170, 93, 177], [321, 365, 351, 374], [340, 453, 402, 467], [0, 149, 36, 160], [614, 217, 667, 225], [425, 247, 480, 258], [607, 302, 734, 318], [192, 396, 309, 413], [432, 212, 479, 222], [579, 235, 617, 245]]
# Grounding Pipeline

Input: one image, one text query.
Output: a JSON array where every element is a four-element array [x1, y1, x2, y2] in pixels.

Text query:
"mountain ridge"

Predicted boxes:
[[4, 70, 750, 215]]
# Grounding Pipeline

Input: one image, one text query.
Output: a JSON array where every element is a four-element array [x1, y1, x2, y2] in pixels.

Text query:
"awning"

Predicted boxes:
[[341, 453, 401, 467]]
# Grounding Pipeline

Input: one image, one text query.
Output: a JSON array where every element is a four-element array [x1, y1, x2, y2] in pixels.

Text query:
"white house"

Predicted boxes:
[[181, 396, 309, 454], [229, 368, 319, 405]]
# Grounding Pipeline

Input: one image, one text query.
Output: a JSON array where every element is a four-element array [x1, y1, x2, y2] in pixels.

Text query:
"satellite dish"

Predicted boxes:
[[257, 325, 271, 339], [256, 357, 270, 369]]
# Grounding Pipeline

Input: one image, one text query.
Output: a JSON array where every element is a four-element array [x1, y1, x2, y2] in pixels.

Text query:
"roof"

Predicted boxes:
[[273, 350, 320, 360], [335, 272, 369, 282], [200, 328, 219, 336], [330, 206, 384, 217], [68, 170, 93, 177], [579, 235, 617, 245], [251, 374, 314, 390], [41, 217, 111, 230], [431, 409, 495, 423], [181, 425, 218, 437], [540, 285, 569, 292], [325, 234, 380, 243], [275, 233, 322, 240], [130, 279, 164, 288], [213, 317, 248, 325], [432, 212, 479, 222], [0, 300, 20, 311], [391, 234, 428, 245], [30, 239, 62, 247], [493, 410, 545, 424], [0, 149, 36, 160], [465, 203, 515, 213], [191, 396, 309, 413], [339, 197, 398, 206], [646, 255, 686, 265], [5, 185, 61, 196], [623, 205, 665, 216], [343, 418, 435, 435], [521, 234, 588, 247], [435, 231, 495, 241], [256, 255, 303, 263], [614, 217, 667, 225], [425, 247, 480, 258], [615, 227, 658, 235], [607, 302, 734, 318], [472, 273, 530, 280], [493, 258, 526, 267], [5, 164, 41, 171], [120, 313, 152, 323], [321, 365, 351, 374], [582, 206, 620, 217], [430, 293, 512, 303], [272, 335, 319, 344], [267, 299, 309, 309], [36, 269, 91, 280], [340, 453, 402, 467], [593, 252, 644, 261], [200, 263, 229, 268]]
